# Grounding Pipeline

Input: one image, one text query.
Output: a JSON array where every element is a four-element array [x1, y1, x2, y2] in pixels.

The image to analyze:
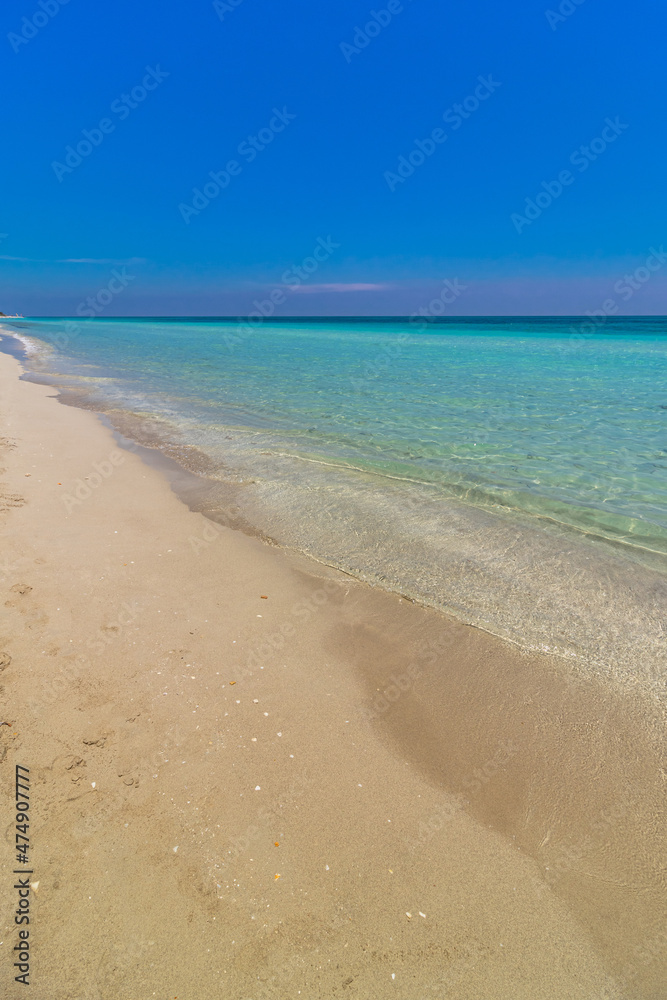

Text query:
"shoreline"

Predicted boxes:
[[5, 321, 667, 572], [2, 326, 666, 706], [0, 348, 665, 997]]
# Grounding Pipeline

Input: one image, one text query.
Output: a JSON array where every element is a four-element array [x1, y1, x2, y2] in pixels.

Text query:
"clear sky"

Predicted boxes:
[[1, 0, 666, 316]]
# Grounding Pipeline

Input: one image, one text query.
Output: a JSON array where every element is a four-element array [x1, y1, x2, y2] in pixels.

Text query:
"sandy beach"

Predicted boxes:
[[0, 347, 665, 998]]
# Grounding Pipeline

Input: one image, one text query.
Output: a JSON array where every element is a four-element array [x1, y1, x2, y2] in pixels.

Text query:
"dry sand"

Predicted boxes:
[[0, 350, 665, 999]]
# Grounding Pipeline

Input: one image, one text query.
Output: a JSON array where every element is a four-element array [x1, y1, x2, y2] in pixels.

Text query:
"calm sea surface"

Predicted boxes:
[[3, 316, 666, 690]]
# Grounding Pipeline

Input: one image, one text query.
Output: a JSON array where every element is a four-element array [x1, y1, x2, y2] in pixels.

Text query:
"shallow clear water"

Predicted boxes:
[[3, 316, 666, 687]]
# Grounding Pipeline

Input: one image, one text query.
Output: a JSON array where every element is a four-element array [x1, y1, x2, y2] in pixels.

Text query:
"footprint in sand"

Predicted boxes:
[[117, 763, 139, 788], [66, 756, 87, 782], [0, 490, 25, 512], [5, 582, 34, 610], [83, 735, 109, 748]]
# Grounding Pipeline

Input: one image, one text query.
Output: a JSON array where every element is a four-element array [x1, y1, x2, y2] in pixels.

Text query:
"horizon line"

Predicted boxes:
[[9, 314, 667, 322]]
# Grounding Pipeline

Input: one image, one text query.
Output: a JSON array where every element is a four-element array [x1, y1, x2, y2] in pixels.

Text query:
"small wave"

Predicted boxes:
[[0, 327, 42, 356]]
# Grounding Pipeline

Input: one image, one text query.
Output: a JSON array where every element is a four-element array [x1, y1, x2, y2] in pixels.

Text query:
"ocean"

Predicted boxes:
[[3, 316, 666, 692]]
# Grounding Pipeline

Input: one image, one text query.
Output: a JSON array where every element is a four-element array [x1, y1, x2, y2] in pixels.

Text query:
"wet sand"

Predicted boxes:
[[0, 350, 664, 999]]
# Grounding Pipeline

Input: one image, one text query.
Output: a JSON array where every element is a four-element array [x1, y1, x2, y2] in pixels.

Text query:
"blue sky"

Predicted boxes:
[[1, 0, 666, 315]]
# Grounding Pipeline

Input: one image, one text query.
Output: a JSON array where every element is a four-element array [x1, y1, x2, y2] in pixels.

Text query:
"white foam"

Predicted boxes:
[[0, 326, 41, 355]]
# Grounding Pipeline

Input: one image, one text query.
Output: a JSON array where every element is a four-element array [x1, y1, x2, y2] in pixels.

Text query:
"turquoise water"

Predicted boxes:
[[3, 316, 666, 682]]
